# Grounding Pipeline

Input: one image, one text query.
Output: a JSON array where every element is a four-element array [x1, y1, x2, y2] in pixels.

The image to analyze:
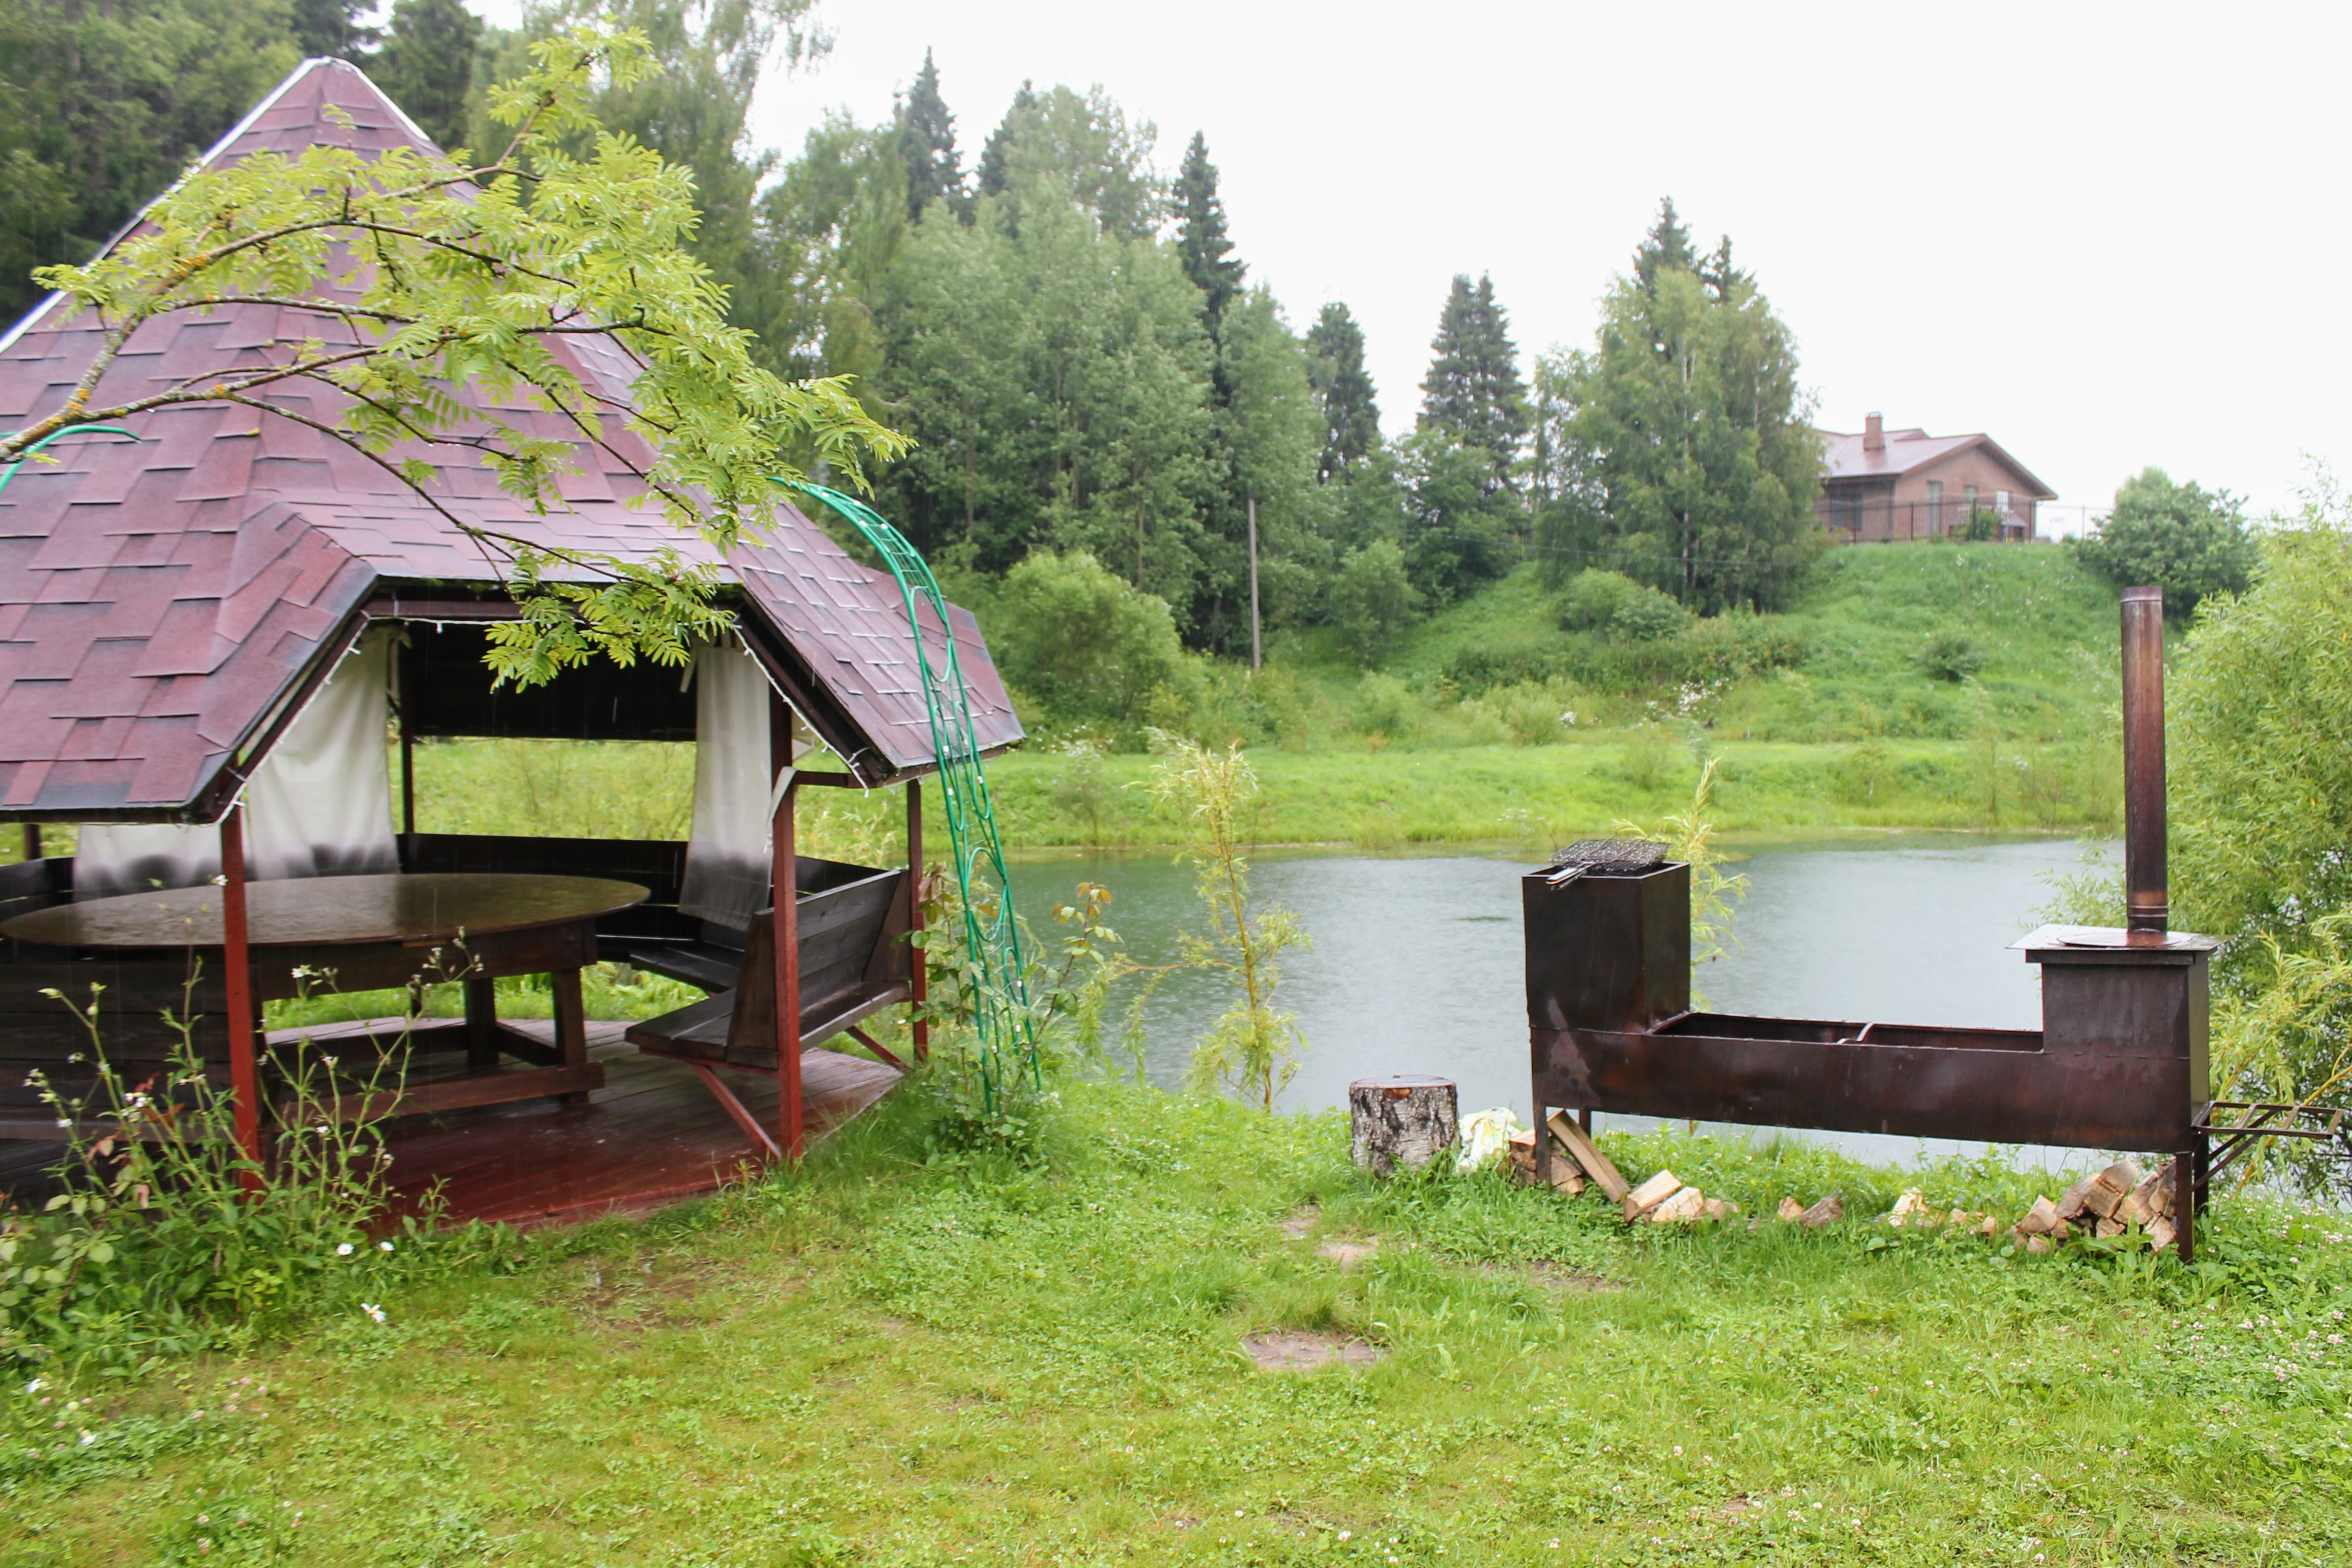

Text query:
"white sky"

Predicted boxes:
[[478, 1, 2351, 526]]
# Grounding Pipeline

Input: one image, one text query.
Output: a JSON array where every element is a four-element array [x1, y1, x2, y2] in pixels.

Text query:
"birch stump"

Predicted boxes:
[[1349, 1075, 1458, 1177]]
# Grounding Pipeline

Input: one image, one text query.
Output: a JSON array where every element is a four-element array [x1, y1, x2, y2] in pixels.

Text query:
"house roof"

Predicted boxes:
[[0, 58, 1020, 823], [1816, 426, 2057, 500]]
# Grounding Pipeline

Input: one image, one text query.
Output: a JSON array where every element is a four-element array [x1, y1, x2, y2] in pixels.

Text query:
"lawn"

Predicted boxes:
[[7, 1083, 2348, 1566]]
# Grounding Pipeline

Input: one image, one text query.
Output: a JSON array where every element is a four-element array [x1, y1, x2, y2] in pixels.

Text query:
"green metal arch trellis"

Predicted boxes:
[[782, 481, 1039, 1107]]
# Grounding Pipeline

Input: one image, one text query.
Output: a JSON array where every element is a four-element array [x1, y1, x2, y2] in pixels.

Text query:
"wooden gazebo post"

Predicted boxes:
[[907, 777, 927, 1064], [217, 803, 264, 1191], [770, 695, 804, 1162]]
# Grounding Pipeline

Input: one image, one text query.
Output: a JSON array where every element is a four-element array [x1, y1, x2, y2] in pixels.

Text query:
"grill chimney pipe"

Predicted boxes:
[[2121, 586, 2167, 935]]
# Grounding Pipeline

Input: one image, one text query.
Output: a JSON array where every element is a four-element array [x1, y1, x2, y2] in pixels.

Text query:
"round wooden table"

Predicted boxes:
[[3, 873, 647, 1118], [3, 873, 645, 951]]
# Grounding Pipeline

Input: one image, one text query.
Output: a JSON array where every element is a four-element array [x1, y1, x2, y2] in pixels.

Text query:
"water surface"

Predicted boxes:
[[1007, 834, 2090, 1168]]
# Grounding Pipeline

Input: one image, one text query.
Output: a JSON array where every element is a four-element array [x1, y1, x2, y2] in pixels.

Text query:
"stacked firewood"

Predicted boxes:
[[1508, 1114, 1739, 1223], [2010, 1159, 2178, 1253]]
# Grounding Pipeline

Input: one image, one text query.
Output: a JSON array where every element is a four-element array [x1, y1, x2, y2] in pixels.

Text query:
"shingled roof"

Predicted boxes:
[[0, 58, 1021, 823]]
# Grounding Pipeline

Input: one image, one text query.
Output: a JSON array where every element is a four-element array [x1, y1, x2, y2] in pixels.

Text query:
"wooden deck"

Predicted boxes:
[[0, 1020, 903, 1229]]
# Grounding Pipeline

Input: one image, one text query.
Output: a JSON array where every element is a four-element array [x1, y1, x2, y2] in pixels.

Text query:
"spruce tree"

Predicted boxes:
[[1306, 301, 1379, 483], [373, 0, 482, 152], [1419, 275, 1480, 438], [897, 48, 962, 224], [1173, 131, 1245, 328], [976, 80, 1036, 198], [293, 0, 377, 60], [1633, 195, 1694, 294], [1418, 273, 1527, 482], [1698, 234, 1751, 302]]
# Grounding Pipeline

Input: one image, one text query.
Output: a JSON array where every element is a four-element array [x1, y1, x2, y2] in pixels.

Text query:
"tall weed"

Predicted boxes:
[[2, 983, 495, 1373]]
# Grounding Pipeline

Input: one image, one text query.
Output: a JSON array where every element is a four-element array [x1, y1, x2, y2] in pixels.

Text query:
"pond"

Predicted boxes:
[[1006, 834, 2100, 1170]]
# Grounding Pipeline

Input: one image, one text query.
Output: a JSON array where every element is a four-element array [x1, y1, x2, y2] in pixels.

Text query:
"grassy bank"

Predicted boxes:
[[366, 731, 2114, 861], [7, 1082, 2348, 1565]]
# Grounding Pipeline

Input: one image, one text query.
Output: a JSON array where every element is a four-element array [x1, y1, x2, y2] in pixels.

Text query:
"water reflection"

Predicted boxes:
[[1006, 834, 2092, 1169]]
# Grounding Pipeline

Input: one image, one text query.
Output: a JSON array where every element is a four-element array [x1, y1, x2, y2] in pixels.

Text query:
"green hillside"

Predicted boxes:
[[1344, 541, 2123, 745]]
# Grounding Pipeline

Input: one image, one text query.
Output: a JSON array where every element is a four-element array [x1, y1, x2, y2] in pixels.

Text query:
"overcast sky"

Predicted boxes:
[[484, 1, 2348, 527]]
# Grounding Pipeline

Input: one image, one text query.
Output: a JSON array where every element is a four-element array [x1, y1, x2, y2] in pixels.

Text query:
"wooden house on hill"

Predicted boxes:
[[0, 58, 1021, 1222]]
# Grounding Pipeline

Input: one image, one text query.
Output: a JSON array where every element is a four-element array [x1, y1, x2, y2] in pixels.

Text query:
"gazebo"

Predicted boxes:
[[0, 59, 1021, 1221]]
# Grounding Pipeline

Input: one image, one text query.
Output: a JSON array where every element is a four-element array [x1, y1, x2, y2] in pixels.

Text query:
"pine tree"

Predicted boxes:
[[1306, 301, 1379, 483], [1633, 195, 1694, 294], [976, 80, 1036, 198], [293, 0, 377, 61], [897, 48, 962, 224], [373, 0, 482, 152], [1418, 273, 1527, 482], [1173, 131, 1244, 327]]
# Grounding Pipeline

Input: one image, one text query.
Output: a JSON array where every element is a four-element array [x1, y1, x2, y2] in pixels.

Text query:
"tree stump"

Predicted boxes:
[[1349, 1075, 1458, 1177]]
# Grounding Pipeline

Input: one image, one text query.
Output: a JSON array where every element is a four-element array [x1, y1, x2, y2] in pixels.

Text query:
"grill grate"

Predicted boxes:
[[1542, 838, 1667, 885]]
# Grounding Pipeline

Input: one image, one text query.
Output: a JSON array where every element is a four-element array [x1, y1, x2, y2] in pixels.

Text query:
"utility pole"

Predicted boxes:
[[1247, 495, 1261, 671]]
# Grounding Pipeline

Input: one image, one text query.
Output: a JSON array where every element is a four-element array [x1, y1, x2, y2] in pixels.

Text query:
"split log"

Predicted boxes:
[[1777, 1196, 1805, 1222], [2119, 1164, 2176, 1229], [1348, 1076, 1457, 1178], [1622, 1169, 1683, 1222], [2012, 1195, 2068, 1240], [1700, 1196, 1739, 1222], [1649, 1186, 1708, 1224], [1507, 1128, 1585, 1193], [1545, 1112, 1629, 1203], [1797, 1192, 1843, 1227], [2059, 1161, 2142, 1224]]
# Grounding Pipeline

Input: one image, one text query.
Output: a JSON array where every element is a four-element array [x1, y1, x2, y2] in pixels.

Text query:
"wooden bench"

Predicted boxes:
[[626, 862, 913, 1157]]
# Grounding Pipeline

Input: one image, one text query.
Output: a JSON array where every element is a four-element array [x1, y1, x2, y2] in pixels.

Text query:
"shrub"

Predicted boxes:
[[1917, 629, 1988, 682], [1442, 633, 1569, 693], [1328, 541, 1422, 667], [1558, 568, 1690, 641], [984, 551, 1201, 738], [2072, 467, 2256, 619], [1352, 672, 1418, 738]]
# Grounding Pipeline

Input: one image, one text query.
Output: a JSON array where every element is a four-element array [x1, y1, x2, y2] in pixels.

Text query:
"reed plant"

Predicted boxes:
[[1147, 737, 1311, 1110]]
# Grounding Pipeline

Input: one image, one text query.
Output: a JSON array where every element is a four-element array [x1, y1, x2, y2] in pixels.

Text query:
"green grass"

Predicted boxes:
[[7, 1081, 2349, 1565]]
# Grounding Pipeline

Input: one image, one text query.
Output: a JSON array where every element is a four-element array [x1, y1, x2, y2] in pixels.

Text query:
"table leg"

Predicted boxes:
[[551, 967, 591, 1106], [464, 978, 499, 1072]]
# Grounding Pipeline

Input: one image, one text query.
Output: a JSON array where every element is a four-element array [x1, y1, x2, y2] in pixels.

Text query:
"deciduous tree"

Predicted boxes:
[[0, 0, 303, 322], [2073, 466, 2255, 619]]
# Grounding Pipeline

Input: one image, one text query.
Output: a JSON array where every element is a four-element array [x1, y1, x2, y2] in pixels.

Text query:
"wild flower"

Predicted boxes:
[[336, 1243, 354, 1256], [361, 1302, 386, 1325]]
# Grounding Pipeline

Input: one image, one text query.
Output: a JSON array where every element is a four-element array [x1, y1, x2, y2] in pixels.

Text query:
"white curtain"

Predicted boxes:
[[677, 639, 805, 932], [73, 629, 398, 898]]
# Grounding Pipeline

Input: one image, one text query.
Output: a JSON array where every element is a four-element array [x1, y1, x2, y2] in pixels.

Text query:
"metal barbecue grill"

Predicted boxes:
[[1524, 588, 2338, 1260]]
